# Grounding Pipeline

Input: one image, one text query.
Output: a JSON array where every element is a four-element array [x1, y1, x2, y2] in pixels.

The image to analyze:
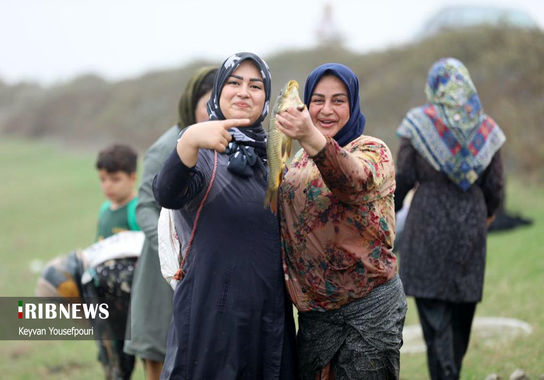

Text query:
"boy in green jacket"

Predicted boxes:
[[87, 143, 140, 380]]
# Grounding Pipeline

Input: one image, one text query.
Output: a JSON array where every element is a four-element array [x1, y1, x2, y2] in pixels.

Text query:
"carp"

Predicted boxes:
[[264, 80, 305, 214]]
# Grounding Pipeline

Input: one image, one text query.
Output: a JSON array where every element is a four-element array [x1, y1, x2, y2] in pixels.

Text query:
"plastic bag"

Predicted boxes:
[[37, 231, 144, 296], [157, 208, 182, 290]]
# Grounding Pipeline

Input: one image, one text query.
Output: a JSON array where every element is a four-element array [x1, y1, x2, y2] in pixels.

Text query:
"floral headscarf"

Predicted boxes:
[[397, 58, 505, 191]]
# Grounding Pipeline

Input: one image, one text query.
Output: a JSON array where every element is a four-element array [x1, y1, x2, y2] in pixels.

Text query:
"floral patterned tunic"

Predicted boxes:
[[279, 135, 398, 312]]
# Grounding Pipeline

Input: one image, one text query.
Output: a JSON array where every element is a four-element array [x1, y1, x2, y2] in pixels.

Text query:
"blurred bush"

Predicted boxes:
[[0, 26, 542, 180]]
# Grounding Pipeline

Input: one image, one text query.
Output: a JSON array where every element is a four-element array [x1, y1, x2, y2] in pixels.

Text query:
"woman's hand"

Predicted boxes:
[[276, 107, 326, 156], [487, 214, 496, 228], [177, 118, 250, 167]]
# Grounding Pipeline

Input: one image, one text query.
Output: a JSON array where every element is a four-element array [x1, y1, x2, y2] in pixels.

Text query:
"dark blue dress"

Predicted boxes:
[[153, 148, 296, 380]]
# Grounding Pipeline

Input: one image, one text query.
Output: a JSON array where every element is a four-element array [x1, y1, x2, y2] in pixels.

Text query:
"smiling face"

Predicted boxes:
[[308, 75, 350, 138], [219, 60, 266, 124]]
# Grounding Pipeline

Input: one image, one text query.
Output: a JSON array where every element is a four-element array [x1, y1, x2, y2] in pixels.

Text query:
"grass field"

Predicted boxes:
[[0, 137, 542, 379]]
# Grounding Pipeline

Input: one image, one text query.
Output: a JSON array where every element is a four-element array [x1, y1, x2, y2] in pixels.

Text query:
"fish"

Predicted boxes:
[[264, 80, 305, 214]]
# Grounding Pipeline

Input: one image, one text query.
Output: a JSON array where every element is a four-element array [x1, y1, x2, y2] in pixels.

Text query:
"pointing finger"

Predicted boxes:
[[222, 118, 251, 129]]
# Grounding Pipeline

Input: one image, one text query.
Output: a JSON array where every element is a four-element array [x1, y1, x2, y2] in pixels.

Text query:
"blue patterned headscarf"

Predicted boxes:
[[397, 58, 505, 191], [207, 52, 272, 177], [425, 57, 482, 134], [304, 63, 366, 147]]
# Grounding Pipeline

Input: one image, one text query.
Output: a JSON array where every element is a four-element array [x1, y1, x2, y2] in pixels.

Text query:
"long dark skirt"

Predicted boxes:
[[161, 257, 297, 380], [297, 276, 407, 380]]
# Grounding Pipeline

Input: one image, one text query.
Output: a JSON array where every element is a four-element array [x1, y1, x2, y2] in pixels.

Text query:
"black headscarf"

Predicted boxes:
[[207, 52, 272, 177], [304, 63, 366, 147]]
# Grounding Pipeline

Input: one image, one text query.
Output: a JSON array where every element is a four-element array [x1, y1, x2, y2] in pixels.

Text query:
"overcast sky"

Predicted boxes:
[[1, 0, 543, 85]]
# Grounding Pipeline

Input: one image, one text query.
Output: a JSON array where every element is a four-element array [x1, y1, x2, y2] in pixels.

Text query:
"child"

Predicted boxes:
[[95, 144, 140, 240], [85, 143, 140, 380]]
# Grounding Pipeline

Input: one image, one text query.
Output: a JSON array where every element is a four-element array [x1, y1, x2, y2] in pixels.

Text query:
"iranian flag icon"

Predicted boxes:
[[18, 300, 23, 319]]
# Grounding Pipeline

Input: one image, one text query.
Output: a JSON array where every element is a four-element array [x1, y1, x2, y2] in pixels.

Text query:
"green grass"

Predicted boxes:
[[400, 182, 544, 379], [0, 138, 103, 295], [0, 138, 146, 379], [0, 137, 542, 379]]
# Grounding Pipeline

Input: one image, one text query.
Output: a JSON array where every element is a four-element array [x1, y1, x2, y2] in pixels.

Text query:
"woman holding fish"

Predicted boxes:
[[152, 52, 296, 379], [275, 63, 407, 380]]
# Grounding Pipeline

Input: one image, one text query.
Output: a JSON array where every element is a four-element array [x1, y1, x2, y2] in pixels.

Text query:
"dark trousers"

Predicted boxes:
[[415, 298, 476, 380]]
